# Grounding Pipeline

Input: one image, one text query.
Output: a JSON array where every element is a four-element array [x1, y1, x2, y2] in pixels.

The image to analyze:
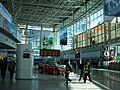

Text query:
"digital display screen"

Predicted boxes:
[[40, 49, 60, 56], [23, 53, 30, 58]]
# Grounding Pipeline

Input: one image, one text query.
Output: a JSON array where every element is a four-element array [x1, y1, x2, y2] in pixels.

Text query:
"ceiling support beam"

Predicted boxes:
[[21, 5, 73, 13], [20, 13, 72, 18], [16, 2, 82, 8], [15, 19, 62, 25]]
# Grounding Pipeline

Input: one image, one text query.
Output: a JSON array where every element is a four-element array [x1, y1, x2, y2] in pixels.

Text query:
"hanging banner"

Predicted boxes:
[[60, 27, 67, 45]]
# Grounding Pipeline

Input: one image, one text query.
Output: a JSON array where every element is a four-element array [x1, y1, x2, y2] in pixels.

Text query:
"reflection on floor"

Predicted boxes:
[[0, 70, 110, 90], [93, 68, 120, 90]]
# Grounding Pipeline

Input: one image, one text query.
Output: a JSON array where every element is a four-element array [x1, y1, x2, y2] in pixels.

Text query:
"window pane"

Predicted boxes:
[[98, 10, 101, 16], [116, 28, 120, 37], [101, 34, 104, 42], [98, 25, 102, 35], [98, 35, 102, 43], [94, 12, 98, 18], [111, 30, 115, 39]]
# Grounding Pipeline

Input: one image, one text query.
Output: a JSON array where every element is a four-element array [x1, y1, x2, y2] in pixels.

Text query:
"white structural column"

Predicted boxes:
[[16, 44, 33, 79]]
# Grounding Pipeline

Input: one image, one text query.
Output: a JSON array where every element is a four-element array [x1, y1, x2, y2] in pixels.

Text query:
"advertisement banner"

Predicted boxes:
[[104, 0, 120, 16], [42, 32, 53, 49], [4, 18, 15, 36], [42, 37, 53, 49], [0, 13, 3, 28], [60, 27, 67, 45], [0, 3, 11, 22]]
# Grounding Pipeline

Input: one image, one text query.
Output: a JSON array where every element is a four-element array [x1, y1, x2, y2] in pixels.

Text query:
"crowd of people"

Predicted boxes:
[[0, 57, 92, 84], [0, 57, 16, 80], [64, 60, 92, 85]]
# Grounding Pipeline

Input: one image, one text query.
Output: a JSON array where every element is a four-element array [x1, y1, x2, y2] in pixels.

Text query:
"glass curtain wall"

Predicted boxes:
[[21, 27, 54, 59], [55, 0, 104, 50], [25, 30, 40, 59], [64, 8, 103, 49]]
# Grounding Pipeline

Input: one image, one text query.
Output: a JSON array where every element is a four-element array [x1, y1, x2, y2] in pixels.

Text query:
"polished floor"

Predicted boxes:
[[0, 69, 120, 90], [93, 69, 120, 90]]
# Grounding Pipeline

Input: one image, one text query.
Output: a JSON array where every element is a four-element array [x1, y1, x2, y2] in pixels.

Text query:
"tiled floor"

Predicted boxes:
[[0, 69, 120, 90]]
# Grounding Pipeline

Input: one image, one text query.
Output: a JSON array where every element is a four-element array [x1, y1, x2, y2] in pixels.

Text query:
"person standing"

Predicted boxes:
[[0, 57, 7, 79], [65, 60, 72, 85], [84, 61, 92, 83], [8, 60, 15, 79]]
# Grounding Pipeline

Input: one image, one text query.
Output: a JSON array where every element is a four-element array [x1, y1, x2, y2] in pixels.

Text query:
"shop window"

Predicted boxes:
[[95, 27, 98, 36], [74, 43, 77, 48], [80, 42, 82, 47], [95, 36, 98, 43], [90, 37, 95, 45], [116, 23, 120, 28], [102, 24, 104, 34], [91, 29, 95, 37], [110, 23, 116, 30], [116, 28, 120, 37], [98, 35, 102, 43], [87, 39, 90, 46], [83, 40, 86, 47], [98, 25, 102, 35], [101, 34, 104, 42], [111, 30, 115, 39]]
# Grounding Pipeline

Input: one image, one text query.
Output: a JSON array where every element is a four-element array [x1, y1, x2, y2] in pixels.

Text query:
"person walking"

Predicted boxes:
[[83, 61, 92, 83], [0, 57, 7, 79], [8, 60, 15, 79], [65, 60, 72, 85], [79, 62, 84, 81]]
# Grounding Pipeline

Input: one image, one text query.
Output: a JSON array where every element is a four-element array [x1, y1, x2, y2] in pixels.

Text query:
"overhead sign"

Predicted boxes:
[[40, 49, 60, 56], [81, 51, 100, 59]]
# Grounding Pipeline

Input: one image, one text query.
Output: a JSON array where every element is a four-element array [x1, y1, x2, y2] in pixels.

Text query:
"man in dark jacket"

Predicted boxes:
[[65, 60, 72, 85], [79, 62, 84, 81], [0, 57, 7, 79]]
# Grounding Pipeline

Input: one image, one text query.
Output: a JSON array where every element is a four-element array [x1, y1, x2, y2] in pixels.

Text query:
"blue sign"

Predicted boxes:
[[60, 27, 67, 45]]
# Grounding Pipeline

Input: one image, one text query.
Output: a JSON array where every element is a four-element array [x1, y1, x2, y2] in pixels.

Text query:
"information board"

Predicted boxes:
[[40, 49, 60, 56]]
